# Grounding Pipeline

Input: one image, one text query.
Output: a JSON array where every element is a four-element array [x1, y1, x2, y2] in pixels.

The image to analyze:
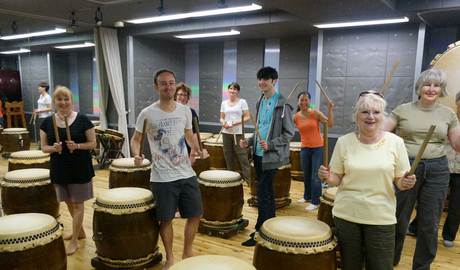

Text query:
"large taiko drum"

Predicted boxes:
[[198, 170, 248, 238], [203, 136, 226, 170], [104, 129, 124, 159], [431, 40, 460, 111], [199, 132, 214, 141], [0, 213, 66, 270], [290, 142, 303, 181], [8, 150, 50, 171], [92, 187, 161, 269], [1, 168, 59, 218], [317, 187, 338, 227], [170, 255, 256, 270], [1, 128, 30, 154], [253, 216, 337, 270], [109, 158, 151, 189], [248, 164, 292, 209]]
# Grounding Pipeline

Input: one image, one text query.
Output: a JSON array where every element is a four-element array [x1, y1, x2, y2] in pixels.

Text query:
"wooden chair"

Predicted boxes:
[[5, 101, 27, 128]]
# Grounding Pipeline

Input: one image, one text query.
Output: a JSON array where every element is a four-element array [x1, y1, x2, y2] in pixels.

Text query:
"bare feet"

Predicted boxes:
[[63, 229, 86, 240], [66, 241, 78, 255], [162, 259, 174, 270], [182, 251, 195, 260]]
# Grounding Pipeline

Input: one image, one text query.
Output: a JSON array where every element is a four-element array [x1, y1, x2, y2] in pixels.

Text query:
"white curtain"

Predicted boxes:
[[94, 27, 130, 157]]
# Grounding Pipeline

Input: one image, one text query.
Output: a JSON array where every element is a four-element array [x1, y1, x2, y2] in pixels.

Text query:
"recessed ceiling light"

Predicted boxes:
[[0, 48, 31, 54], [314, 17, 409, 29], [55, 42, 95, 49], [175, 29, 240, 39], [0, 28, 67, 40], [127, 3, 262, 24]]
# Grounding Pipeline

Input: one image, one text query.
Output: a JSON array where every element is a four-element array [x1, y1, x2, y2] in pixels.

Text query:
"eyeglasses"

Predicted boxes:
[[358, 90, 384, 98]]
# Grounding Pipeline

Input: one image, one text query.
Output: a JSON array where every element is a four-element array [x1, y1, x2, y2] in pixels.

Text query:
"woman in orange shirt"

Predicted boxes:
[[294, 91, 334, 211]]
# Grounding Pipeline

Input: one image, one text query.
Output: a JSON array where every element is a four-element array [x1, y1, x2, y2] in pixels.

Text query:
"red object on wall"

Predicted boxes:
[[0, 69, 21, 101]]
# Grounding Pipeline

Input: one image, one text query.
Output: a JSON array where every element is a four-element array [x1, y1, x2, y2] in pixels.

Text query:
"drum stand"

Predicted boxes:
[[198, 218, 249, 239], [91, 249, 162, 270]]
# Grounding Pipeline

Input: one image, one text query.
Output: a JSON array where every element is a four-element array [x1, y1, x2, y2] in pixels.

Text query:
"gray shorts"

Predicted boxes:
[[150, 176, 203, 222], [54, 182, 94, 203]]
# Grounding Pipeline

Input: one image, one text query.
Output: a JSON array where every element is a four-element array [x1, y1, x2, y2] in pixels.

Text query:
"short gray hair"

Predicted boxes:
[[353, 91, 387, 128], [415, 68, 447, 97]]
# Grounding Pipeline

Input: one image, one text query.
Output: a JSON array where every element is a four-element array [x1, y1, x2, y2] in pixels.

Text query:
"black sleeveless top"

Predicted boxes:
[[40, 114, 95, 184]]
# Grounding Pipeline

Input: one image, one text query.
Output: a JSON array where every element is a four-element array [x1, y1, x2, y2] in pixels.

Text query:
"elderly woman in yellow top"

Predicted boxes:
[[384, 68, 460, 269], [318, 91, 416, 270]]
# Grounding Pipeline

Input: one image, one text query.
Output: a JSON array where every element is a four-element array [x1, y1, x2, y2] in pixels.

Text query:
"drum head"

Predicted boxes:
[[324, 187, 338, 201], [203, 135, 223, 145], [431, 41, 460, 111], [170, 255, 255, 270], [10, 150, 49, 159], [110, 158, 151, 171], [3, 128, 28, 134], [0, 213, 62, 252], [244, 133, 253, 139], [198, 170, 242, 187], [91, 120, 101, 126], [2, 168, 50, 187], [290, 141, 302, 150], [94, 187, 154, 215], [199, 132, 214, 141], [256, 216, 336, 254]]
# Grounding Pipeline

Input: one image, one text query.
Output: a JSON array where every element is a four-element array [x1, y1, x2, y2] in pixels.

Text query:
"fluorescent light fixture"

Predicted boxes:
[[55, 42, 95, 49], [0, 27, 67, 40], [314, 17, 409, 29], [0, 48, 31, 54], [175, 29, 240, 39], [127, 3, 262, 24]]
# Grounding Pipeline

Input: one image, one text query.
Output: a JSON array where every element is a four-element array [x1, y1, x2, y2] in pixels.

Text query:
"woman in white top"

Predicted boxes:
[[318, 91, 416, 270], [220, 82, 250, 182], [34, 82, 52, 146]]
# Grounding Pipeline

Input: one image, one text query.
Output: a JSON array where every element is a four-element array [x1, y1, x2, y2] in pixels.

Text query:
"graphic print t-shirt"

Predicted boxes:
[[135, 102, 196, 183]]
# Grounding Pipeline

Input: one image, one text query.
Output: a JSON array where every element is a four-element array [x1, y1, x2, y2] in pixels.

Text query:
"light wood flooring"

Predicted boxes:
[[1, 153, 459, 269]]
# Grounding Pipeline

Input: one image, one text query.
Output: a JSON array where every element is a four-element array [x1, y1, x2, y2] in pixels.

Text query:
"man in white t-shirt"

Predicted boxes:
[[131, 69, 205, 270]]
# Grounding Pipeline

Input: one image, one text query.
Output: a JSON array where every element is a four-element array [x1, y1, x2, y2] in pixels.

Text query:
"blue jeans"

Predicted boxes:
[[253, 155, 278, 231], [300, 147, 323, 205], [394, 156, 449, 270]]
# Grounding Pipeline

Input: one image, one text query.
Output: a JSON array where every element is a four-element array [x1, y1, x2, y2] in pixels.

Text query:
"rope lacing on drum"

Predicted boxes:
[[97, 248, 160, 267], [9, 156, 49, 160], [94, 200, 154, 210], [2, 176, 50, 184], [0, 223, 60, 246], [198, 178, 243, 185], [258, 230, 334, 249]]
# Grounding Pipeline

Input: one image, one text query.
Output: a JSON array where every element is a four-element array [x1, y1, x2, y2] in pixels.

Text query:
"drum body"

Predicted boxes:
[[109, 158, 151, 190], [203, 138, 226, 170], [290, 142, 303, 181], [198, 170, 244, 228], [8, 150, 50, 171], [253, 216, 337, 270], [249, 164, 292, 208], [1, 128, 30, 153], [1, 168, 59, 218], [93, 187, 160, 268], [318, 187, 338, 227], [170, 255, 256, 270], [192, 156, 210, 176], [0, 213, 66, 270]]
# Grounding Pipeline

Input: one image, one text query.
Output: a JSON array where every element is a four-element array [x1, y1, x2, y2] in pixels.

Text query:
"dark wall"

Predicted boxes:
[[199, 42, 224, 123], [77, 51, 94, 115], [0, 56, 18, 70], [19, 52, 49, 112], [132, 37, 185, 118], [422, 26, 459, 70], [321, 25, 419, 135], [51, 51, 69, 88]]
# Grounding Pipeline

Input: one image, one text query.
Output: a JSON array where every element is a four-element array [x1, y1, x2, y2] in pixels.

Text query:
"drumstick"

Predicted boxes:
[[408, 125, 436, 175], [315, 80, 332, 105], [192, 118, 203, 152], [64, 117, 73, 153], [52, 114, 61, 154], [29, 112, 36, 125], [233, 133, 237, 145], [323, 121, 329, 166], [215, 127, 223, 143], [380, 59, 400, 95], [139, 119, 148, 157], [286, 82, 301, 100], [249, 112, 263, 142], [241, 113, 245, 139]]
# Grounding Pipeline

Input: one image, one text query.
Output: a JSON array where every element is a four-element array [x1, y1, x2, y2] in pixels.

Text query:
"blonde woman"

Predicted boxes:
[[40, 86, 96, 255]]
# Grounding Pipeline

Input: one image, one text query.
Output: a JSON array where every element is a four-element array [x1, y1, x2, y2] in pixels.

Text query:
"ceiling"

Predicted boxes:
[[0, 0, 459, 47]]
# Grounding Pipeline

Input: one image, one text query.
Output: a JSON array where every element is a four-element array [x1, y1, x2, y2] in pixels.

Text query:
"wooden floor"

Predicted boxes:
[[1, 150, 459, 269]]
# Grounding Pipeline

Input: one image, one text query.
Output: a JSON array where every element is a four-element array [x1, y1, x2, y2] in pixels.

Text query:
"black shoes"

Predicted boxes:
[[242, 232, 257, 247]]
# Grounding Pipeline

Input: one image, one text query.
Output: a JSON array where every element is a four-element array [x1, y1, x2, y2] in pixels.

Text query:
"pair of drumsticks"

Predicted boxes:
[[52, 114, 73, 155]]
